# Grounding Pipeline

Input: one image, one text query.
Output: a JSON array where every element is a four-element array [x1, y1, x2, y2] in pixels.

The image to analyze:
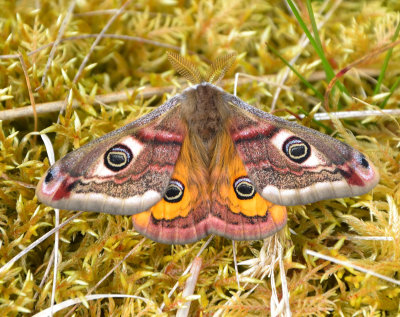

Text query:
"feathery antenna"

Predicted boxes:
[[167, 52, 237, 85], [206, 53, 237, 84], [167, 52, 203, 84]]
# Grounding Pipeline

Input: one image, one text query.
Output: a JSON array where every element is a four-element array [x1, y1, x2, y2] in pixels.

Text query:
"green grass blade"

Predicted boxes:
[[379, 76, 400, 109], [267, 43, 324, 100], [286, 0, 333, 79], [287, 0, 348, 99], [373, 21, 400, 97], [305, 0, 323, 52]]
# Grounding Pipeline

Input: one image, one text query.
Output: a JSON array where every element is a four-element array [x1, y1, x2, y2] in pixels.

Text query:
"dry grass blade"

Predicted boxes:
[[167, 51, 203, 84], [18, 53, 37, 142], [0, 211, 83, 275], [176, 257, 202, 317]]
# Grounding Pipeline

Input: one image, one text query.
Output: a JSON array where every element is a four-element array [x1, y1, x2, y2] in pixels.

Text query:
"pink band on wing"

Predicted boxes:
[[230, 125, 276, 141], [137, 128, 185, 143]]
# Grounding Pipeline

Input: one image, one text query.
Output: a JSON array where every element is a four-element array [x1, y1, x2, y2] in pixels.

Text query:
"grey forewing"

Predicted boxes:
[[58, 95, 182, 177], [223, 92, 353, 165]]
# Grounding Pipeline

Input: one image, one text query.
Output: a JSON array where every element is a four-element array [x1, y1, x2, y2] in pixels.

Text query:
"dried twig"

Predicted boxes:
[[306, 249, 400, 286], [0, 71, 386, 122], [74, 9, 172, 18], [0, 85, 174, 121], [73, 1, 134, 85], [160, 235, 214, 312], [0, 173, 36, 189], [33, 294, 161, 317], [0, 34, 190, 61], [33, 248, 55, 301]]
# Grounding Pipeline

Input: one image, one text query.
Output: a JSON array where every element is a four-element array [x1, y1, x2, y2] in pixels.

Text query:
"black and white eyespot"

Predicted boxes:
[[104, 144, 133, 172], [234, 177, 256, 200], [164, 179, 185, 203], [282, 136, 311, 164], [358, 153, 370, 169], [44, 166, 56, 184]]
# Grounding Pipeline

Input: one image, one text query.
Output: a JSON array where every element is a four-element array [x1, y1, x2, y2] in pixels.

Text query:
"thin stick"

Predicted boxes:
[[269, 237, 281, 316], [278, 238, 291, 316], [32, 294, 161, 317], [0, 85, 174, 121], [67, 34, 192, 52], [18, 53, 38, 141], [346, 236, 394, 241], [73, 1, 133, 84], [74, 9, 172, 18], [286, 108, 400, 121], [232, 241, 240, 290], [0, 173, 36, 189], [0, 34, 190, 61], [37, 0, 76, 90], [58, 0, 134, 118], [33, 248, 55, 301], [50, 209, 59, 316], [40, 133, 60, 317], [306, 249, 400, 286]]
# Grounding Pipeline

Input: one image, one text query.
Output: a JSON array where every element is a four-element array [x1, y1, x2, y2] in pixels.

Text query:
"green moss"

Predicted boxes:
[[0, 0, 399, 316]]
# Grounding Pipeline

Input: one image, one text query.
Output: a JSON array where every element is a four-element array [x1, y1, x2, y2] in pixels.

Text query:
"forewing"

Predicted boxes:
[[225, 94, 379, 206], [36, 96, 187, 215]]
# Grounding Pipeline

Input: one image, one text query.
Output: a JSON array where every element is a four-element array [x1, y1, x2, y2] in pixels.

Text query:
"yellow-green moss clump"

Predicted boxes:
[[0, 0, 399, 316]]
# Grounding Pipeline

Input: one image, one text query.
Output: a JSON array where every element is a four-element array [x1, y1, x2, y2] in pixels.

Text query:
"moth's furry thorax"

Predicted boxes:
[[179, 83, 231, 164]]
